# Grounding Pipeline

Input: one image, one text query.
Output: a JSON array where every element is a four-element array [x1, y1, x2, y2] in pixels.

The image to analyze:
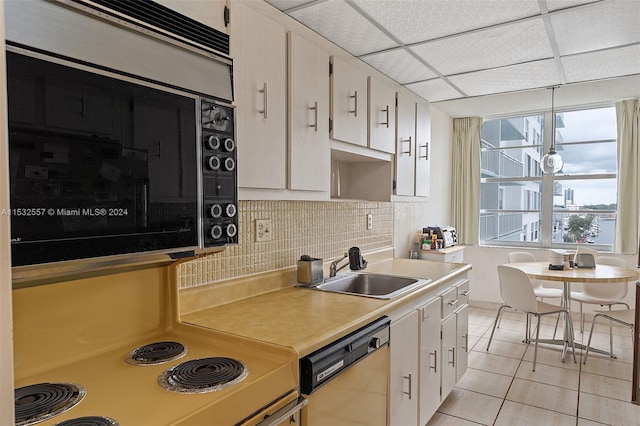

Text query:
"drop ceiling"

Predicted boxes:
[[265, 0, 640, 115]]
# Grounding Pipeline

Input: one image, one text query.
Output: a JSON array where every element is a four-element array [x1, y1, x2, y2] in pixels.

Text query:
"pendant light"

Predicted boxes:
[[541, 86, 563, 174]]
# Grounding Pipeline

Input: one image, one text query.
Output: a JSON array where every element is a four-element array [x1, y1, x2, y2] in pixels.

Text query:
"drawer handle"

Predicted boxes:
[[429, 350, 437, 373], [402, 373, 413, 399], [461, 290, 471, 297], [447, 299, 458, 307]]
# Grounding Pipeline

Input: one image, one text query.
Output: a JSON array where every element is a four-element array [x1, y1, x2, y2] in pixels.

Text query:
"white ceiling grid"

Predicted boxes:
[[265, 0, 640, 104]]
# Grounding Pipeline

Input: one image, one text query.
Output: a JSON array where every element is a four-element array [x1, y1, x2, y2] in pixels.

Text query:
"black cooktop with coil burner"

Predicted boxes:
[[15, 383, 86, 426], [125, 341, 187, 365], [54, 416, 119, 426], [159, 357, 249, 394]]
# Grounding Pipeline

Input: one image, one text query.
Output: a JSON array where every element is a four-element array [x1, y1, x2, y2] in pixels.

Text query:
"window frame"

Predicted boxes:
[[479, 104, 617, 251]]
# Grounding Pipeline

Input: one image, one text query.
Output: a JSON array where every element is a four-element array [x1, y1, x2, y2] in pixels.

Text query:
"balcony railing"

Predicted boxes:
[[481, 140, 524, 178], [480, 212, 523, 241]]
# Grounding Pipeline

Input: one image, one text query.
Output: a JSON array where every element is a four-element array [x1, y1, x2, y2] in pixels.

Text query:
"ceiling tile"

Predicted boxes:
[[405, 79, 465, 102], [448, 59, 561, 96], [264, 0, 315, 11], [562, 44, 640, 83], [410, 18, 553, 75], [360, 49, 437, 84], [350, 0, 541, 45], [551, 1, 640, 55], [545, 0, 599, 12], [288, 0, 398, 56]]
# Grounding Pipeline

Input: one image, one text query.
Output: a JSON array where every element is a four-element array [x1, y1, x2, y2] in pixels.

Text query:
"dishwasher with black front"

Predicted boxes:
[[299, 316, 390, 425]]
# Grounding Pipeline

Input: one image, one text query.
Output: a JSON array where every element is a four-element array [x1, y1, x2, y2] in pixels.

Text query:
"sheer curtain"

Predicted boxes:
[[615, 99, 640, 254], [450, 117, 482, 245]]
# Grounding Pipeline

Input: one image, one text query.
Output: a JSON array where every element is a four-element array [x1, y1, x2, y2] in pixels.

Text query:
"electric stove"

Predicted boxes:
[[13, 266, 298, 425]]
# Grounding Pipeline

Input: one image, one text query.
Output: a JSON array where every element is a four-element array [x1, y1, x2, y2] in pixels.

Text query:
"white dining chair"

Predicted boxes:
[[570, 256, 630, 338], [508, 251, 563, 337], [508, 252, 563, 301], [574, 245, 599, 260], [583, 308, 635, 364], [488, 265, 576, 371]]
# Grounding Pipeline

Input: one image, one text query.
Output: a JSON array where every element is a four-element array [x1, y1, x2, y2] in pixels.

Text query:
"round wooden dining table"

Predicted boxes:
[[506, 262, 639, 360]]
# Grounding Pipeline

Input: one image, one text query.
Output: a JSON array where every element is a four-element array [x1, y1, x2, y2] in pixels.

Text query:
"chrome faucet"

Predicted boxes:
[[329, 253, 349, 278]]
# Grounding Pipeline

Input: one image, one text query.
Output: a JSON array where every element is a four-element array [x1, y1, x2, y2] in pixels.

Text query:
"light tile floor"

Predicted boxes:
[[428, 306, 640, 426]]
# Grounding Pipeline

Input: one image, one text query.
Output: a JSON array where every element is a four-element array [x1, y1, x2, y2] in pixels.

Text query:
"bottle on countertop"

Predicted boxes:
[[430, 232, 437, 250], [422, 234, 431, 250]]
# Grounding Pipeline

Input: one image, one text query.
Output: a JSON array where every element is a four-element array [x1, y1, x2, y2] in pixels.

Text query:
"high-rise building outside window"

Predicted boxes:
[[480, 106, 617, 250]]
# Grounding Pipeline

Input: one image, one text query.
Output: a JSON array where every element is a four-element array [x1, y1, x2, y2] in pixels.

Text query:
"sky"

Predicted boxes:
[[554, 106, 617, 206]]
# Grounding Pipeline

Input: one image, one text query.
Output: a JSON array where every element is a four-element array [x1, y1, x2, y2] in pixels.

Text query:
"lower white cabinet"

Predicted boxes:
[[389, 274, 470, 426], [456, 304, 469, 382], [389, 310, 419, 426], [418, 297, 441, 426], [440, 312, 457, 399]]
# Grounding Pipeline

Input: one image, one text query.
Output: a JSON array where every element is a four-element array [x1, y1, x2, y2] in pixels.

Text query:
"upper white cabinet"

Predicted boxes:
[[154, 0, 229, 34], [368, 77, 396, 154], [415, 100, 431, 197], [287, 32, 330, 192], [330, 56, 368, 147], [395, 90, 416, 196], [232, 2, 287, 189], [395, 89, 431, 197]]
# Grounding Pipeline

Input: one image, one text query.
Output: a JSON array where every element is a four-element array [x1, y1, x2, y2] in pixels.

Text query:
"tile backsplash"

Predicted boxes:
[[177, 200, 393, 288]]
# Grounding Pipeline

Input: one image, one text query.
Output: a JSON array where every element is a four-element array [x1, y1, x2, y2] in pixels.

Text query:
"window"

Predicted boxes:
[[480, 106, 617, 250]]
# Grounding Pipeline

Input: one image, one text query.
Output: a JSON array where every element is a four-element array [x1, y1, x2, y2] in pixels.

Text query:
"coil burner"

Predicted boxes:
[[125, 341, 187, 365], [54, 416, 119, 426], [15, 383, 86, 426], [159, 357, 249, 394]]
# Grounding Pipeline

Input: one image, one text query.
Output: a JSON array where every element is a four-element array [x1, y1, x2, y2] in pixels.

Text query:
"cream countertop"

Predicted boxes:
[[180, 259, 471, 357]]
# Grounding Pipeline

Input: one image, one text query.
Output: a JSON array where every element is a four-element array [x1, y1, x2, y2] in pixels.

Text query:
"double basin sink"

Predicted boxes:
[[305, 273, 431, 299]]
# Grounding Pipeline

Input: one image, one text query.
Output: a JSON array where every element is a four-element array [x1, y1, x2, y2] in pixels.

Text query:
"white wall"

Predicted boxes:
[[0, 1, 16, 422], [393, 106, 453, 258], [465, 245, 637, 316]]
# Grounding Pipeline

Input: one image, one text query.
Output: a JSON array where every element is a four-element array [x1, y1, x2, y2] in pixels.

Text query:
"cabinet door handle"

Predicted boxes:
[[400, 136, 412, 155], [402, 373, 413, 399], [447, 299, 458, 307], [380, 105, 389, 128], [419, 143, 429, 159], [429, 350, 437, 373], [448, 347, 456, 367], [462, 334, 468, 352], [80, 94, 86, 117], [259, 82, 269, 118], [309, 101, 318, 132], [349, 90, 358, 117]]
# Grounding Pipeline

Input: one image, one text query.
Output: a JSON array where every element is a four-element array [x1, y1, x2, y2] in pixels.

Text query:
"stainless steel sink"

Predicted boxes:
[[309, 273, 430, 299]]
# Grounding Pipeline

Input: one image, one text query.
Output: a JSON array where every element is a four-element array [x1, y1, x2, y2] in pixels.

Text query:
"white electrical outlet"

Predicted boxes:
[[255, 219, 272, 242], [367, 214, 373, 230]]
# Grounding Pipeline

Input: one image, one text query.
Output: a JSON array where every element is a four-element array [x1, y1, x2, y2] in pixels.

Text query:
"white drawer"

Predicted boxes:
[[446, 249, 464, 263], [456, 279, 470, 306], [440, 287, 458, 319]]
